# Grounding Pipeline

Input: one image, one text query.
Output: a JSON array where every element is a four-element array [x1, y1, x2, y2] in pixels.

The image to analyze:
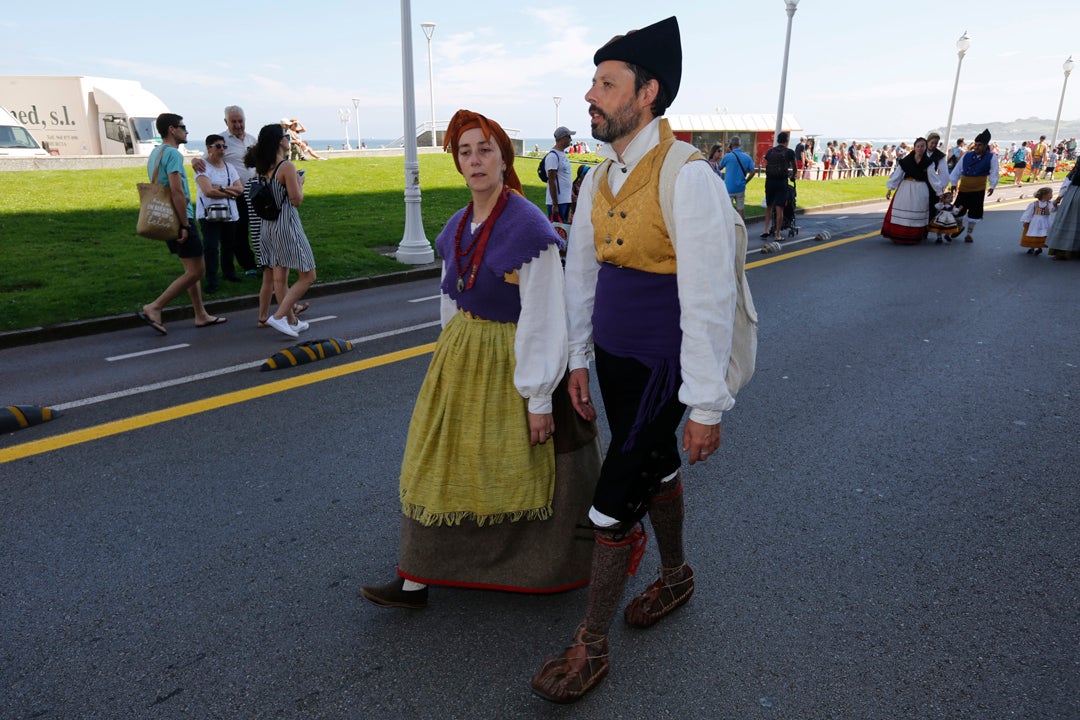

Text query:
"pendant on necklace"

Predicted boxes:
[[457, 277, 465, 292]]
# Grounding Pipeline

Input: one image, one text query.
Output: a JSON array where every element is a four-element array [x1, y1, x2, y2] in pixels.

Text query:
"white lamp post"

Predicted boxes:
[[421, 21, 437, 147], [553, 96, 561, 128], [1051, 55, 1075, 153], [396, 0, 434, 265], [338, 107, 351, 150], [352, 97, 361, 149], [942, 31, 972, 157], [774, 0, 799, 141]]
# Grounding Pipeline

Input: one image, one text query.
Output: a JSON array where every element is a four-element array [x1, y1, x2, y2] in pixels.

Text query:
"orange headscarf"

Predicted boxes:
[[443, 109, 523, 195]]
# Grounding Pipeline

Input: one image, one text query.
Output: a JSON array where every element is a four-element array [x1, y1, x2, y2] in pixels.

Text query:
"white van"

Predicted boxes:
[[0, 107, 49, 157]]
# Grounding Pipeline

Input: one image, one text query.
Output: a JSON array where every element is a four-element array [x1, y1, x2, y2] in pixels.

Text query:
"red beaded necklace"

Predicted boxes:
[[453, 188, 511, 292]]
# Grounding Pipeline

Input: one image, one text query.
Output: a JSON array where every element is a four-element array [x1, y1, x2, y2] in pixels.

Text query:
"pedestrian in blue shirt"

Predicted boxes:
[[718, 136, 756, 220]]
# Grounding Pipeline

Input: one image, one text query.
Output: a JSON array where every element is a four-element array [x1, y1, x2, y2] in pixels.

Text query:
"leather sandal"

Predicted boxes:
[[624, 564, 695, 629], [530, 624, 609, 704]]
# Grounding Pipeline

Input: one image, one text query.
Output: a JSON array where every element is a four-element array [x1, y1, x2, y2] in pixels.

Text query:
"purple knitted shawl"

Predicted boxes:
[[436, 193, 560, 323]]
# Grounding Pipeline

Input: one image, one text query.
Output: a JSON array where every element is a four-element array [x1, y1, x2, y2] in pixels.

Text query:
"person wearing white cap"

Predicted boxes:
[[545, 126, 575, 222]]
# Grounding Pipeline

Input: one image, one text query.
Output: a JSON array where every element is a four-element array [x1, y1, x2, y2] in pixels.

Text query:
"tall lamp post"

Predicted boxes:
[[942, 31, 972, 157], [774, 0, 799, 141], [352, 97, 361, 149], [396, 0, 434, 265], [421, 21, 437, 147], [338, 107, 351, 150], [1051, 56, 1075, 153], [553, 96, 561, 128]]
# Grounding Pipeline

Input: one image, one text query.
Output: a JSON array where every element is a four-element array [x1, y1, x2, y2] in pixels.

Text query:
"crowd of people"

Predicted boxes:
[[771, 135, 1079, 181], [877, 127, 1080, 260], [138, 106, 316, 337]]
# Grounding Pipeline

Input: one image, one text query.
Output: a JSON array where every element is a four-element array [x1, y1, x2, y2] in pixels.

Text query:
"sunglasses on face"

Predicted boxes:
[[210, 143, 227, 149], [175, 124, 187, 130]]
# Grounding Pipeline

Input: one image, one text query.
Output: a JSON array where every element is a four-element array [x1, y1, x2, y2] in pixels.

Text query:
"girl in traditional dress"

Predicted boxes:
[[1047, 163, 1080, 260], [882, 137, 943, 244], [361, 110, 600, 608], [928, 189, 965, 244], [1020, 187, 1055, 255]]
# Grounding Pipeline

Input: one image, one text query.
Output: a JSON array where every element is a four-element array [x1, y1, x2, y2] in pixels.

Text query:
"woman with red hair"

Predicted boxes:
[[361, 110, 599, 607]]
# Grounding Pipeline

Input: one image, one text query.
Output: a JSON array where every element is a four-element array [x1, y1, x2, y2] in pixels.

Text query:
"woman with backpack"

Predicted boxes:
[[1012, 141, 1030, 187], [244, 123, 316, 338]]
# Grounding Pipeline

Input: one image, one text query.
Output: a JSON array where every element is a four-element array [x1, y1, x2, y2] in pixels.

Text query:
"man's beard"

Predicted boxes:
[[590, 99, 642, 144]]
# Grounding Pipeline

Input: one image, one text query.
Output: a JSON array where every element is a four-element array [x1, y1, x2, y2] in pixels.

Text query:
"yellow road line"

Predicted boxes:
[[8, 198, 1031, 466], [748, 231, 878, 267], [0, 343, 436, 465]]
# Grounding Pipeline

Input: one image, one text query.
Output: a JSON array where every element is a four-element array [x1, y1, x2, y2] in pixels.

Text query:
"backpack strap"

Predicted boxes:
[[657, 123, 757, 397]]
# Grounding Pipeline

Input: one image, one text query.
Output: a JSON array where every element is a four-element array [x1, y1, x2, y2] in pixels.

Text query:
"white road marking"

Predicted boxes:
[[409, 294, 442, 303], [53, 320, 442, 411], [106, 344, 191, 362]]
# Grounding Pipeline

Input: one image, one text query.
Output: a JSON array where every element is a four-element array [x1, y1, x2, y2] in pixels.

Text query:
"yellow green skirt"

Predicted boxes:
[[399, 311, 556, 527]]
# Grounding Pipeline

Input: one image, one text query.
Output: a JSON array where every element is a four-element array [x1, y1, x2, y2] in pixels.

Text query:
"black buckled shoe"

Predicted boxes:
[[360, 576, 428, 609]]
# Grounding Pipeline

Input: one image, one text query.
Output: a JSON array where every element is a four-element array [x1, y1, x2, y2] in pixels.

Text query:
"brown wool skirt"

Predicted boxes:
[[398, 435, 601, 592]]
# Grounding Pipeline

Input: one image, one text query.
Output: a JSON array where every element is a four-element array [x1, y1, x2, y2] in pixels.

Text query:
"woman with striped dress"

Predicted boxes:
[[244, 123, 316, 338]]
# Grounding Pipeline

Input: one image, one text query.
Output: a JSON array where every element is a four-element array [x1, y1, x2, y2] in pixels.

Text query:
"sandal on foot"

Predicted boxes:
[[624, 564, 695, 629], [531, 624, 609, 704]]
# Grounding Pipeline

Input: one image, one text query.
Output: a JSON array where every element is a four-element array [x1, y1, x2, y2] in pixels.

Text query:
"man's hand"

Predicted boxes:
[[987, 187, 994, 197], [191, 157, 207, 173], [528, 412, 555, 446], [567, 368, 596, 422], [683, 419, 721, 465]]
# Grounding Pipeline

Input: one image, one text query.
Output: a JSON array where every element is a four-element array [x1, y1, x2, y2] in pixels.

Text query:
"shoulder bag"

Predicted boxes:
[[136, 148, 181, 240]]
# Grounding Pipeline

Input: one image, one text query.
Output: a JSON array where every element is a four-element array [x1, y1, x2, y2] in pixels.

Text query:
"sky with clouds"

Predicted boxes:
[[4, 0, 1078, 144]]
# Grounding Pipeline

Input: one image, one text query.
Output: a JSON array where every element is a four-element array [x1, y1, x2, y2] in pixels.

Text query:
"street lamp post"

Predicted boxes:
[[942, 31, 972, 158], [553, 96, 561, 128], [352, 97, 361, 149], [421, 21, 437, 147], [774, 0, 799, 141], [338, 107, 351, 150], [396, 0, 434, 265], [1051, 55, 1076, 153]]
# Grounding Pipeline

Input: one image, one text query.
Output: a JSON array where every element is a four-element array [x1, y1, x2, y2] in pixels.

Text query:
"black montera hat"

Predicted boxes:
[[593, 16, 682, 102], [975, 128, 991, 144]]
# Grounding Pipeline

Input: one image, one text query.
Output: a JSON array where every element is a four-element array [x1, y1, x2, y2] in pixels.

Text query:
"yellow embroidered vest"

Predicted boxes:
[[592, 132, 677, 274]]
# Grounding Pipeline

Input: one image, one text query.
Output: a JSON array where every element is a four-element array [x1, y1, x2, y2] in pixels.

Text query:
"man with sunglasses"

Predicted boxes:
[[137, 114, 225, 335]]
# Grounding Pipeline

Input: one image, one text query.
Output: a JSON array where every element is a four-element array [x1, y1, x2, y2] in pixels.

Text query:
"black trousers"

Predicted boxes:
[[592, 346, 686, 525], [221, 199, 258, 274]]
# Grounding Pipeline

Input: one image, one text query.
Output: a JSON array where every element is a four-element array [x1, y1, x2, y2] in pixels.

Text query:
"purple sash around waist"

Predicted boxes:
[[593, 264, 681, 450]]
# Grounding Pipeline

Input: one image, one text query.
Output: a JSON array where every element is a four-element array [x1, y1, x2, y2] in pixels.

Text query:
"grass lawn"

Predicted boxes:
[[0, 153, 897, 332]]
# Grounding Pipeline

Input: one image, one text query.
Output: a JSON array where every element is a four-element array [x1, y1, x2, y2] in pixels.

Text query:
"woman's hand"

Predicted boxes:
[[528, 412, 554, 446]]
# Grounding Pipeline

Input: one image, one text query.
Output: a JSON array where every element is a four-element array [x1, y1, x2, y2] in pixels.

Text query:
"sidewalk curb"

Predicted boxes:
[[1, 182, 1054, 349], [0, 265, 440, 351]]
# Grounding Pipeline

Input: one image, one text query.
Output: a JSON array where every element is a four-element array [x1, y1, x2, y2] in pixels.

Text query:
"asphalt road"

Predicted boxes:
[[2, 188, 1077, 719]]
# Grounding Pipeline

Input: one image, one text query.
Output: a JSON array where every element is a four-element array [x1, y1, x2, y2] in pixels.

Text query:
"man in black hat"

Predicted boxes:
[[948, 129, 999, 242], [530, 15, 740, 704]]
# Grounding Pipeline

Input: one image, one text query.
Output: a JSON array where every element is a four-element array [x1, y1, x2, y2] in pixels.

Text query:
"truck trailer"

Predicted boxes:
[[0, 76, 170, 156]]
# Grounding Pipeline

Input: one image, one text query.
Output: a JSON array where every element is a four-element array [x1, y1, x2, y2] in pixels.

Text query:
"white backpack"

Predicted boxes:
[[590, 131, 758, 396]]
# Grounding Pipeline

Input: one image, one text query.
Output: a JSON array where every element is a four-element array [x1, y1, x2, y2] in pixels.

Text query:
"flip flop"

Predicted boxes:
[[136, 311, 167, 336], [196, 316, 228, 328]]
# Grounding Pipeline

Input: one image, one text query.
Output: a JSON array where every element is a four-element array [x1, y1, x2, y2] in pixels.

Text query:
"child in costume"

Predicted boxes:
[[1020, 186, 1055, 255], [928, 189, 965, 244]]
